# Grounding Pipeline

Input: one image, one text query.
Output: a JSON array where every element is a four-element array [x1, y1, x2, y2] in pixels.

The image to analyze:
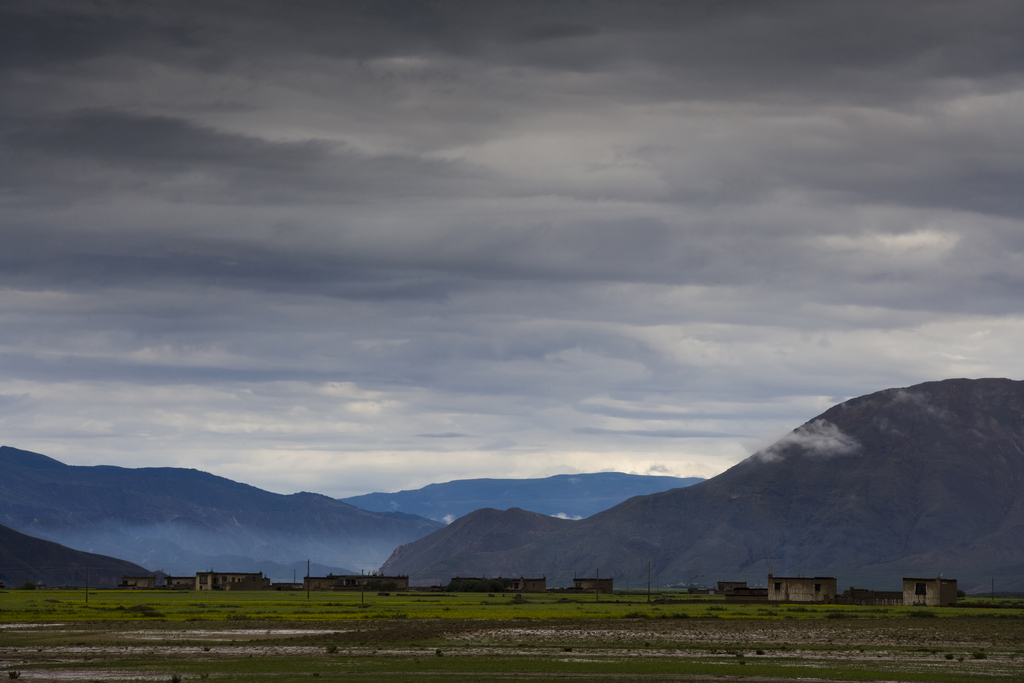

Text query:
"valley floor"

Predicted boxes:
[[1, 590, 1022, 682]]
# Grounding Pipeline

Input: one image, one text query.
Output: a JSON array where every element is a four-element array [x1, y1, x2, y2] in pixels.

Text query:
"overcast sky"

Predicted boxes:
[[2, 0, 1023, 498]]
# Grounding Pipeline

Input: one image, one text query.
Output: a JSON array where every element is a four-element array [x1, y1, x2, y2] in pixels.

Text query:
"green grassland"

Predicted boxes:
[[2, 590, 1023, 681], [2, 588, 1024, 622]]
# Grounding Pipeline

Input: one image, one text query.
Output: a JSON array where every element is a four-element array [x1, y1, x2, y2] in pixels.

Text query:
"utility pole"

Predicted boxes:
[[764, 555, 777, 577], [595, 568, 599, 603], [85, 568, 89, 605], [306, 559, 310, 600], [647, 561, 651, 603]]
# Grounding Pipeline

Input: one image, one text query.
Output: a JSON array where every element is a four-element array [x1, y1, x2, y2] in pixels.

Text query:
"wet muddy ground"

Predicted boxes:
[[2, 617, 1023, 682]]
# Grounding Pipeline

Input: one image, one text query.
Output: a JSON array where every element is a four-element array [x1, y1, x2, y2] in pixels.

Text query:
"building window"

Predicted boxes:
[[814, 583, 821, 592], [915, 583, 927, 595], [774, 582, 781, 590]]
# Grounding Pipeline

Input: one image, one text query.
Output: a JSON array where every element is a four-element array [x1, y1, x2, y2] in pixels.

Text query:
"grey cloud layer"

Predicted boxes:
[[1, 1, 1022, 495]]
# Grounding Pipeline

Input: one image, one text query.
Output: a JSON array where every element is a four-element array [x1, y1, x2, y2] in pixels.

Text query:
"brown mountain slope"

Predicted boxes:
[[382, 507, 572, 585], [0, 522, 150, 588], [381, 378, 1024, 593]]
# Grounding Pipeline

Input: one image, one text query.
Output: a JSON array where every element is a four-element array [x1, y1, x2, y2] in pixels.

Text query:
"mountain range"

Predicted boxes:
[[342, 472, 703, 522], [0, 522, 149, 588], [0, 446, 443, 579], [381, 378, 1024, 593]]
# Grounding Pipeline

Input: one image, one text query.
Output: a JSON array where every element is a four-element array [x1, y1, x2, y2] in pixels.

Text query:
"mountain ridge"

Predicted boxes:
[[342, 472, 703, 522], [0, 446, 444, 579], [381, 378, 1024, 593], [0, 522, 150, 588]]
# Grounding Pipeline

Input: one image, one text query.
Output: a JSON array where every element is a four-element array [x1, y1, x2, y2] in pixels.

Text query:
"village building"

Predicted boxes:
[[303, 574, 409, 591], [903, 577, 957, 607], [571, 577, 614, 594], [717, 581, 768, 602], [163, 576, 196, 590], [767, 574, 837, 603], [716, 581, 748, 593], [508, 576, 546, 593], [304, 575, 342, 591], [195, 571, 270, 591], [837, 587, 903, 606], [118, 575, 157, 589]]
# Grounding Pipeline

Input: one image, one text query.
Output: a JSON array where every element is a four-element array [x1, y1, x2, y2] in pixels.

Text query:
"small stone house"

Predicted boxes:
[[767, 574, 837, 603], [195, 571, 270, 591], [837, 587, 903, 606], [163, 576, 196, 590], [118, 575, 157, 589], [304, 574, 409, 591], [572, 577, 614, 594], [716, 581, 748, 593], [508, 576, 547, 593], [903, 577, 957, 607]]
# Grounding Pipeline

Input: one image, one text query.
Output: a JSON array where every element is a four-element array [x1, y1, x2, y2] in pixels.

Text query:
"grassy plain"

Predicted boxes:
[[2, 589, 1023, 682]]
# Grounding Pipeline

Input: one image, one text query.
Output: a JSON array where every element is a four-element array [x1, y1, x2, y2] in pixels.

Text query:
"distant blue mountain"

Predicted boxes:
[[342, 472, 703, 522], [0, 446, 442, 579]]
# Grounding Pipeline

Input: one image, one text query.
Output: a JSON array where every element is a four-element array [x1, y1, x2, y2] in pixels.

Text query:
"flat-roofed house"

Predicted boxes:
[[118, 575, 157, 589], [304, 575, 341, 591], [572, 577, 613, 594], [304, 574, 409, 591], [196, 571, 270, 591], [903, 577, 957, 607], [767, 574, 836, 603], [508, 576, 546, 593], [164, 576, 196, 590], [837, 587, 903, 606], [717, 581, 748, 593]]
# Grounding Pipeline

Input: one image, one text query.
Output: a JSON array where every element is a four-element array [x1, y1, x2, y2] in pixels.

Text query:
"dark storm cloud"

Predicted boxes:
[[1, 109, 484, 204], [1, 0, 1023, 494], [0, 4, 195, 68]]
